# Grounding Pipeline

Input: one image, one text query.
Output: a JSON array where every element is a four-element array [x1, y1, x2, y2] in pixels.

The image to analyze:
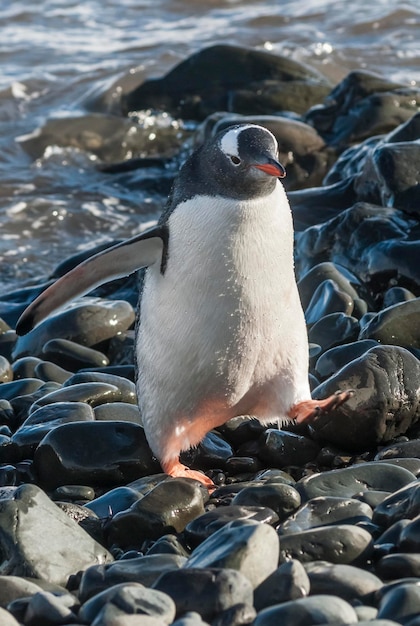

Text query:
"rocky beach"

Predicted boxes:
[[1, 2, 420, 625]]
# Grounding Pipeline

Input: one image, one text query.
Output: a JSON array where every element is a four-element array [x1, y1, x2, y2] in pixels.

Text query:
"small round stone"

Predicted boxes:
[[232, 483, 301, 522], [253, 594, 358, 626], [184, 505, 278, 547], [185, 520, 279, 588], [278, 524, 373, 566]]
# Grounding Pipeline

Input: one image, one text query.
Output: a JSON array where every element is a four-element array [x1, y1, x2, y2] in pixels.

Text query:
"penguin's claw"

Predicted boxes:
[[163, 460, 215, 491], [290, 389, 354, 425]]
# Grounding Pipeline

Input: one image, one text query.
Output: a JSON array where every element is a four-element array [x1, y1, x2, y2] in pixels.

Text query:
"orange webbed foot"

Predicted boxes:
[[162, 459, 215, 491], [289, 389, 354, 425]]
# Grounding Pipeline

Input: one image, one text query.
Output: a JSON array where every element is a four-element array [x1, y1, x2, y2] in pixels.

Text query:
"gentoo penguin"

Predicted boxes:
[[16, 124, 350, 487]]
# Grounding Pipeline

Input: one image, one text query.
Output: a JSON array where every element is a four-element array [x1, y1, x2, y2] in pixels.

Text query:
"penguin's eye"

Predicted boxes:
[[230, 155, 241, 165]]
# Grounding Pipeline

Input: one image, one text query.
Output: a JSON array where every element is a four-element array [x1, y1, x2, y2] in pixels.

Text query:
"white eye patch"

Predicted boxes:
[[220, 124, 278, 158], [220, 124, 254, 157]]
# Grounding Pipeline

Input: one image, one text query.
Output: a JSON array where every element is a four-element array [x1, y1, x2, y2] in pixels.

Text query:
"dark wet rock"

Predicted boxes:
[[106, 478, 206, 548], [315, 339, 378, 379], [362, 240, 420, 294], [0, 398, 15, 426], [82, 364, 136, 381], [210, 481, 268, 499], [211, 603, 256, 626], [106, 330, 136, 366], [375, 554, 420, 580], [0, 378, 44, 402], [355, 607, 380, 622], [0, 440, 15, 468], [398, 515, 420, 552], [85, 486, 141, 518], [8, 380, 62, 424], [219, 415, 263, 447], [0, 330, 17, 361], [254, 559, 310, 611], [383, 286, 417, 308], [377, 583, 420, 624], [356, 489, 391, 509], [29, 381, 122, 413], [184, 505, 278, 547], [372, 481, 420, 527], [360, 299, 420, 348], [0, 464, 18, 486], [63, 371, 136, 403], [298, 463, 415, 502], [305, 279, 354, 325], [294, 202, 416, 291], [298, 262, 362, 310], [307, 312, 359, 353], [254, 594, 358, 626], [147, 534, 190, 558], [386, 110, 420, 144], [279, 496, 373, 535], [290, 178, 358, 231], [304, 562, 383, 601], [78, 582, 176, 625], [327, 120, 417, 216], [33, 360, 73, 383], [306, 70, 420, 146], [278, 524, 373, 566], [153, 568, 253, 621], [253, 468, 297, 485], [94, 402, 142, 424], [18, 112, 187, 163], [126, 473, 170, 496], [22, 590, 78, 625], [376, 457, 420, 477], [185, 519, 279, 588], [376, 440, 420, 460], [11, 356, 42, 379], [354, 136, 420, 215], [257, 429, 320, 468], [34, 421, 158, 490], [0, 356, 12, 383], [324, 135, 381, 186], [185, 431, 233, 470], [53, 484, 95, 503], [231, 483, 300, 522], [79, 554, 186, 602], [11, 401, 95, 458], [375, 517, 411, 552], [13, 298, 135, 359], [122, 44, 331, 120], [0, 575, 47, 608], [374, 581, 420, 607], [224, 455, 264, 475], [0, 483, 112, 584], [199, 113, 331, 191], [310, 346, 420, 450], [172, 611, 210, 626], [42, 337, 109, 371], [0, 607, 23, 625]]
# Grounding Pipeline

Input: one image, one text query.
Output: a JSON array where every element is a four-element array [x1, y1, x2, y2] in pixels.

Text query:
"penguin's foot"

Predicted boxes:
[[289, 389, 354, 425], [163, 459, 215, 490]]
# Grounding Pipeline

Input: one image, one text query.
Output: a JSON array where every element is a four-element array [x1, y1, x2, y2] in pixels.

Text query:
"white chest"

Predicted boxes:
[[137, 183, 309, 416]]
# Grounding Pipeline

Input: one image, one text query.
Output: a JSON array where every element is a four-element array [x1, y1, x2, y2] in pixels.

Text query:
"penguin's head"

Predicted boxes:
[[219, 124, 285, 180], [174, 124, 286, 203]]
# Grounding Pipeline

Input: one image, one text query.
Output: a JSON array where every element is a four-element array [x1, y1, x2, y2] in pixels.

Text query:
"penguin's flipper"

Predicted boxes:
[[16, 226, 166, 335]]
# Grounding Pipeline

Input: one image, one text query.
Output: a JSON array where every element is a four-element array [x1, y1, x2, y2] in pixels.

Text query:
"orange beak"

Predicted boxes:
[[253, 158, 286, 178]]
